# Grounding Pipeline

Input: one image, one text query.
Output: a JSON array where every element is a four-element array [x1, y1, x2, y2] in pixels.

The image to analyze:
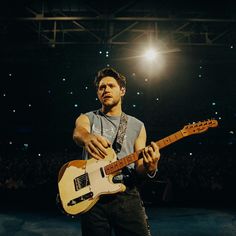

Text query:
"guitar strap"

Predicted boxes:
[[96, 110, 130, 182], [113, 112, 128, 154], [96, 110, 128, 154]]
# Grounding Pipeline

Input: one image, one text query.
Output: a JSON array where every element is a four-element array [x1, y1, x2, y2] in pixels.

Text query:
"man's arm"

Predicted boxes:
[[135, 125, 160, 176], [73, 114, 111, 160]]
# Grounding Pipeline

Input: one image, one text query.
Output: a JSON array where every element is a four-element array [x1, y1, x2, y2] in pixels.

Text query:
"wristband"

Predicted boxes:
[[147, 168, 158, 178]]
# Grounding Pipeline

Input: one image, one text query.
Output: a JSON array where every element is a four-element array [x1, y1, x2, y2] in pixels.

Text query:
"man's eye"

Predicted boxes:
[[99, 86, 105, 90]]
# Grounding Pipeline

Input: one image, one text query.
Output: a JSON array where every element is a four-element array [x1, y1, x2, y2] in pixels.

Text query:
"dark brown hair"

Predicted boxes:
[[94, 67, 126, 90]]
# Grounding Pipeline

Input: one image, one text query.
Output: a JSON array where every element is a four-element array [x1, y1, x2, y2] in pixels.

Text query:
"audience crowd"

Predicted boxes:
[[0, 140, 235, 210]]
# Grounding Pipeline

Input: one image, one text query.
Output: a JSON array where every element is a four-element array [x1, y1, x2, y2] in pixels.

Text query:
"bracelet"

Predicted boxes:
[[147, 168, 158, 178]]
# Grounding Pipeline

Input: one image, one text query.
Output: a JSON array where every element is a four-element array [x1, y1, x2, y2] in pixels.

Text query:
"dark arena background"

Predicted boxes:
[[0, 1, 236, 235]]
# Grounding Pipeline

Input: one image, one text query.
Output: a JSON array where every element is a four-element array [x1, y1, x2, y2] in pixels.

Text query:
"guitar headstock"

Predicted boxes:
[[181, 119, 218, 137]]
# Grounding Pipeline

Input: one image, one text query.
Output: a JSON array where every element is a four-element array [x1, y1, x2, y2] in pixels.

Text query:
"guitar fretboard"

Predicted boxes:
[[104, 130, 184, 175]]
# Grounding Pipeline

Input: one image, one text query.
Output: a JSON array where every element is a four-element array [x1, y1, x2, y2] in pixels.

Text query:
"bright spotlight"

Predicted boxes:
[[144, 49, 157, 61]]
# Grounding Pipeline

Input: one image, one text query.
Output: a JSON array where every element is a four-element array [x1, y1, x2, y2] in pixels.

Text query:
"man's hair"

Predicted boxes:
[[94, 67, 126, 90]]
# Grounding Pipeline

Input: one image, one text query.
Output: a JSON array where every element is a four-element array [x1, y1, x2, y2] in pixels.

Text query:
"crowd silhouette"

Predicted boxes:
[[0, 139, 235, 211]]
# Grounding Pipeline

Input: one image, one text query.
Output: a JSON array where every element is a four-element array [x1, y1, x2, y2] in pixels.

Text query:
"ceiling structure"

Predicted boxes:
[[2, 1, 236, 46]]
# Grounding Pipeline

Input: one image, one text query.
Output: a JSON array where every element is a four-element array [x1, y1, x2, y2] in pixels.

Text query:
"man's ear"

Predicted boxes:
[[121, 87, 126, 96]]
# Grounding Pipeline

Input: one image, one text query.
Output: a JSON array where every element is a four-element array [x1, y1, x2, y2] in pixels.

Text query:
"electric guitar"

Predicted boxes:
[[58, 119, 218, 216]]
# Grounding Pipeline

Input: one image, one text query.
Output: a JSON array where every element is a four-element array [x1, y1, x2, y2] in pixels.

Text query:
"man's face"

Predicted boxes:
[[97, 76, 125, 107]]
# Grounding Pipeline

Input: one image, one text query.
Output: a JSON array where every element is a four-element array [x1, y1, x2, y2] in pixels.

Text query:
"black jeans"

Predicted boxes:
[[80, 187, 150, 236]]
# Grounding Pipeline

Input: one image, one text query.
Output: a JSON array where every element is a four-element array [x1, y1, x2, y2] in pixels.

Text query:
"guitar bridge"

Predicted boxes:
[[67, 192, 93, 206]]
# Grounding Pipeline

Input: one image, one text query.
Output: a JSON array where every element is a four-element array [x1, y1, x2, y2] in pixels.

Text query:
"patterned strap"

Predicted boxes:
[[114, 112, 128, 153]]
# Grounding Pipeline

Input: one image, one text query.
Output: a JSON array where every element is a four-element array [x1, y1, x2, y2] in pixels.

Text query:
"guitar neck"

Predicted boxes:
[[104, 130, 184, 175]]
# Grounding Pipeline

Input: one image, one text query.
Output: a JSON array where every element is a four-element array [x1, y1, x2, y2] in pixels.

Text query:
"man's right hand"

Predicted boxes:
[[83, 133, 111, 160]]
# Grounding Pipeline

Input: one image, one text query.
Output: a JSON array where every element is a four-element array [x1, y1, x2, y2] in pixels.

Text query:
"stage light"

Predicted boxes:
[[144, 49, 157, 61]]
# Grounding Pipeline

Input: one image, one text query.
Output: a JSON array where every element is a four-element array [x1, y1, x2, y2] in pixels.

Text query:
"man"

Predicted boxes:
[[73, 67, 160, 236]]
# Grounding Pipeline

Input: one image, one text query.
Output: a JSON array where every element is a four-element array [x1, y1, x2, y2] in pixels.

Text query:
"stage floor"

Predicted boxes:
[[0, 207, 236, 236]]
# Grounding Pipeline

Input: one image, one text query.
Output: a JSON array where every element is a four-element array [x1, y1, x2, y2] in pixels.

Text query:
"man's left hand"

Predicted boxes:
[[142, 141, 160, 174]]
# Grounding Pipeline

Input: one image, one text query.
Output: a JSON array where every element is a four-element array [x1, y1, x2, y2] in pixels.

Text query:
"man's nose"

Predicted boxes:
[[104, 86, 111, 92]]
